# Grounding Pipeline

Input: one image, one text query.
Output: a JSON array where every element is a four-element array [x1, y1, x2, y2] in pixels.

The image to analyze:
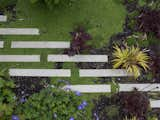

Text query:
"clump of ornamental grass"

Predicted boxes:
[[112, 44, 150, 78]]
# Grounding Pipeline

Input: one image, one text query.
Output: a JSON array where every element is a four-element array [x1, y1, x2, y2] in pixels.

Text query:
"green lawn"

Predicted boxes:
[[0, 0, 126, 101]]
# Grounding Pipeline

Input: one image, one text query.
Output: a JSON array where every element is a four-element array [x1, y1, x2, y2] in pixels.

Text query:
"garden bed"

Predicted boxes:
[[0, 0, 160, 120]]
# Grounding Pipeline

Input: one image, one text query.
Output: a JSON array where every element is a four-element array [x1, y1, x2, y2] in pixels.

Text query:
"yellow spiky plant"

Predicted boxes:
[[123, 116, 137, 120], [112, 44, 149, 78]]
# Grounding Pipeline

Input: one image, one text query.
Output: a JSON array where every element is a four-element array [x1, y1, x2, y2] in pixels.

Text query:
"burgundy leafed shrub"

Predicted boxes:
[[118, 91, 150, 120], [64, 27, 92, 56], [151, 54, 160, 81], [137, 8, 160, 39], [149, 46, 160, 82]]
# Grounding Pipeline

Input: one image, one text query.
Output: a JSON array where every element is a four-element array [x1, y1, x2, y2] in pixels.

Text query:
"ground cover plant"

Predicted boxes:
[[0, 70, 16, 120], [15, 86, 89, 120]]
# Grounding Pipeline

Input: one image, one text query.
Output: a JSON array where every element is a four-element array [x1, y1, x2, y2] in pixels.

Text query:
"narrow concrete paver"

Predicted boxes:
[[9, 69, 71, 77], [0, 15, 7, 22], [119, 84, 160, 92], [11, 41, 70, 48], [0, 28, 39, 35], [0, 41, 4, 48], [0, 55, 40, 62], [63, 85, 111, 93], [80, 69, 133, 77], [48, 55, 108, 62], [150, 100, 160, 108]]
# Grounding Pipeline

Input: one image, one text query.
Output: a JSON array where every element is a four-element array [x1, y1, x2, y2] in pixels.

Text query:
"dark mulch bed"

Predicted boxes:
[[11, 77, 50, 99]]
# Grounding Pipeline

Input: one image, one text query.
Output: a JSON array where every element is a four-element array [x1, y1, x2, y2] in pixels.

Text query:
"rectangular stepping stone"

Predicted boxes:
[[0, 15, 7, 22], [0, 28, 39, 35], [119, 84, 160, 92], [9, 69, 71, 77], [63, 85, 111, 93], [11, 41, 70, 48], [150, 100, 160, 108], [0, 55, 40, 62], [79, 69, 133, 77], [48, 55, 108, 62], [0, 41, 4, 48]]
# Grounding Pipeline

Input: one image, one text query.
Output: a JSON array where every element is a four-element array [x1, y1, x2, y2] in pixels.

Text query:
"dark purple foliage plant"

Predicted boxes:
[[64, 27, 92, 56], [137, 8, 160, 39], [92, 91, 150, 120], [149, 46, 160, 82], [118, 91, 150, 120]]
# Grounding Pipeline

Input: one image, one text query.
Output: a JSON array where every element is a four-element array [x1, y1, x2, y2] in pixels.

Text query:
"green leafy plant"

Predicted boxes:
[[148, 116, 158, 120], [92, 95, 120, 120], [30, 0, 75, 10], [112, 44, 150, 78], [16, 87, 89, 120], [0, 69, 16, 120]]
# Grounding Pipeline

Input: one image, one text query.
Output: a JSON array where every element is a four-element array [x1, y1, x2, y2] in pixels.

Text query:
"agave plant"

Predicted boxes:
[[112, 44, 149, 78]]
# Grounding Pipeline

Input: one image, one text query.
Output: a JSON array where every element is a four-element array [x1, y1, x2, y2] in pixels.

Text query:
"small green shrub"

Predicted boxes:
[[92, 95, 120, 120], [30, 0, 75, 10], [0, 70, 16, 120], [16, 87, 89, 120]]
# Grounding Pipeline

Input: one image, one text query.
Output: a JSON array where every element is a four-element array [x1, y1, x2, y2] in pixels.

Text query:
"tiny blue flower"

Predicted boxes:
[[12, 115, 19, 120], [64, 85, 71, 91], [75, 91, 81, 96], [82, 101, 87, 106], [20, 97, 26, 103], [69, 117, 74, 120], [78, 104, 84, 110]]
